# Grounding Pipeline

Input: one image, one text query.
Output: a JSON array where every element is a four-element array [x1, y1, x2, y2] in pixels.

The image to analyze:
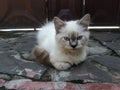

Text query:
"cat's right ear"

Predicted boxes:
[[54, 17, 66, 33], [77, 14, 90, 28]]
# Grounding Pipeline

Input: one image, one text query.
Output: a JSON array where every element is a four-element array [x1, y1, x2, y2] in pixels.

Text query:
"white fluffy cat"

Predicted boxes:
[[34, 14, 90, 70]]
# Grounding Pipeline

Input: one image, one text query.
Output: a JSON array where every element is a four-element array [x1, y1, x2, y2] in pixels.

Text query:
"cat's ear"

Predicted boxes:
[[54, 17, 66, 33], [77, 14, 90, 27]]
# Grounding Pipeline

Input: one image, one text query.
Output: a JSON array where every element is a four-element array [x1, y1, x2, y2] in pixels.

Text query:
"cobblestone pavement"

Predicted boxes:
[[0, 31, 120, 90]]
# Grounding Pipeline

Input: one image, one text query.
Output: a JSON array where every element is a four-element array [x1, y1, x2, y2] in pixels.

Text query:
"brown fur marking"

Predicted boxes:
[[33, 46, 53, 67], [69, 32, 78, 48]]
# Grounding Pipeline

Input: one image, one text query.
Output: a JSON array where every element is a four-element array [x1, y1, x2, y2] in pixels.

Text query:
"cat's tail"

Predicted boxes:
[[32, 46, 53, 67]]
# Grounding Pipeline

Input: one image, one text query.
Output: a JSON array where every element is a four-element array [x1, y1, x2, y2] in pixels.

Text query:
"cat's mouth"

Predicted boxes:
[[72, 48, 77, 50], [64, 46, 81, 51], [70, 48, 79, 51]]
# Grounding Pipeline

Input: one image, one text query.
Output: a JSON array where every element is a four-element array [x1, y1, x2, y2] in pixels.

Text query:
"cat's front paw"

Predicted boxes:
[[54, 62, 71, 70]]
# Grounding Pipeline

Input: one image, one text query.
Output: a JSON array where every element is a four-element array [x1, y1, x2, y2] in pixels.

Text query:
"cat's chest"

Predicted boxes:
[[56, 52, 83, 62], [50, 47, 86, 65], [68, 54, 83, 63]]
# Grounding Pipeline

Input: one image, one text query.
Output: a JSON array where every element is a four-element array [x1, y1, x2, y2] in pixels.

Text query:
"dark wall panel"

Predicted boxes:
[[0, 0, 119, 28], [0, 0, 46, 28], [85, 0, 119, 25], [117, 0, 120, 25], [48, 0, 83, 21]]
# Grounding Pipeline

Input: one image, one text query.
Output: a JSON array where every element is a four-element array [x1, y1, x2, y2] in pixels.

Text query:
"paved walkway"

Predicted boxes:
[[0, 31, 120, 90]]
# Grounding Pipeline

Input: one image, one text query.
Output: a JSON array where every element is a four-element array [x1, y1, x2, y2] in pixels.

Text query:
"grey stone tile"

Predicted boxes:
[[0, 74, 11, 80], [1, 31, 120, 84], [87, 40, 111, 56], [50, 59, 112, 83], [91, 56, 120, 71], [91, 32, 120, 42], [12, 34, 37, 52], [0, 52, 47, 79], [12, 75, 26, 80], [0, 43, 11, 51], [105, 40, 120, 56]]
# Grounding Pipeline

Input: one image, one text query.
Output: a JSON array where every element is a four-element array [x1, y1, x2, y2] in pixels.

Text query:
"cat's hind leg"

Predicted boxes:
[[32, 46, 52, 67]]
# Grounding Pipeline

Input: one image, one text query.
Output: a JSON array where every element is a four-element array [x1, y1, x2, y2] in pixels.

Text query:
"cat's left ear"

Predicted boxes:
[[77, 14, 90, 28], [54, 17, 66, 33]]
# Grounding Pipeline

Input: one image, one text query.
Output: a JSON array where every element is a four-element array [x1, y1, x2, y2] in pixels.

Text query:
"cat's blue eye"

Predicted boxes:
[[77, 36, 82, 40], [64, 37, 70, 41]]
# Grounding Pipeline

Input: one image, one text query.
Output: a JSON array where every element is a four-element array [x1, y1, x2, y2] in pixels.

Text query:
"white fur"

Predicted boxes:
[[37, 21, 89, 70]]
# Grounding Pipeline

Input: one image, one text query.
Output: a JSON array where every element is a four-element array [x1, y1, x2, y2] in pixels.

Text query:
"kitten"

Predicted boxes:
[[33, 14, 90, 70]]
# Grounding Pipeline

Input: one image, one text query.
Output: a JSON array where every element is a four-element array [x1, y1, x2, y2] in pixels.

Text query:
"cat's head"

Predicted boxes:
[[54, 14, 90, 51]]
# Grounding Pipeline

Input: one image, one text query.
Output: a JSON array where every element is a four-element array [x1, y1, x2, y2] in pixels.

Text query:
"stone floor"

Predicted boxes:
[[0, 30, 120, 90]]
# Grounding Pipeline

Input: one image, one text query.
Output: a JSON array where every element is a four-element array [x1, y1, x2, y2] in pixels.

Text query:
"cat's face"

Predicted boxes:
[[54, 14, 90, 50]]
